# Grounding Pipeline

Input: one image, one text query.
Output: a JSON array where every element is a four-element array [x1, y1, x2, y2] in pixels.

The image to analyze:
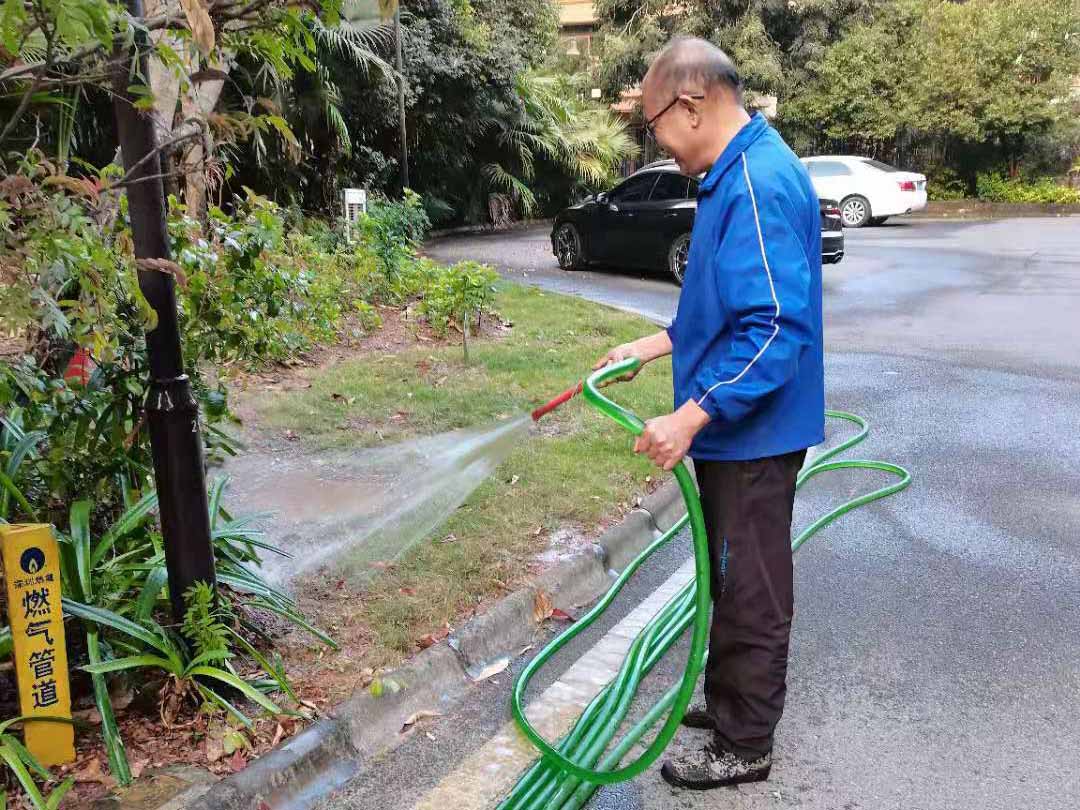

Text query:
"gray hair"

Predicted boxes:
[[647, 37, 744, 105]]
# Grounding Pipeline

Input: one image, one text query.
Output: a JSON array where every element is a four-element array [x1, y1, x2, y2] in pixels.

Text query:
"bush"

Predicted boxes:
[[356, 190, 432, 284], [926, 165, 969, 201], [172, 192, 347, 368], [419, 261, 500, 361], [975, 173, 1080, 205]]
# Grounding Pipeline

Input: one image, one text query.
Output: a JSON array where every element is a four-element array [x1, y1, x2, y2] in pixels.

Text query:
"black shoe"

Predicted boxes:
[[680, 702, 716, 730], [661, 743, 772, 790]]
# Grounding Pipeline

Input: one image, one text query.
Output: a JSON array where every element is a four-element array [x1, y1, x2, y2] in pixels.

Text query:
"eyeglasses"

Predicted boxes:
[[645, 93, 705, 137]]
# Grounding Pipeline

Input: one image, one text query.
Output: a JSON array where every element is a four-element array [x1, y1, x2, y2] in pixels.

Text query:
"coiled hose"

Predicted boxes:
[[501, 358, 911, 810]]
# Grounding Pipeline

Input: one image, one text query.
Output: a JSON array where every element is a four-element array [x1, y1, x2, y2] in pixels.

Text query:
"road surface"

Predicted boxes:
[[320, 217, 1080, 810]]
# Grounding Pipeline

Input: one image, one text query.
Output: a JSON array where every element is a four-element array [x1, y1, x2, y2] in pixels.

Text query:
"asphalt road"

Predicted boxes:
[[324, 217, 1080, 810]]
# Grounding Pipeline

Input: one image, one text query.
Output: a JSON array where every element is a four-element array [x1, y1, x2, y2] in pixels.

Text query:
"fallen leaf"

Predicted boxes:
[[550, 608, 575, 622], [440, 534, 457, 544], [399, 587, 417, 597], [130, 758, 149, 779], [533, 591, 554, 624], [401, 710, 441, 732], [533, 525, 544, 536], [205, 734, 225, 764], [509, 475, 520, 486], [73, 707, 102, 725], [270, 723, 287, 748], [518, 644, 535, 656], [426, 732, 436, 741], [74, 757, 115, 787], [284, 429, 299, 441], [469, 657, 510, 682], [258, 802, 272, 810], [225, 750, 247, 773], [335, 578, 345, 590]]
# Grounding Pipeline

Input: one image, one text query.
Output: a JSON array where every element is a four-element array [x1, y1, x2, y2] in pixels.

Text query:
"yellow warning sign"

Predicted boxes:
[[1, 524, 75, 767]]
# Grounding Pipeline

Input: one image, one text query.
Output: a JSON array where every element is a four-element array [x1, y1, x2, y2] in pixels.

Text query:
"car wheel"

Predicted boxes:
[[668, 233, 691, 286], [554, 223, 585, 271], [841, 195, 872, 228], [869, 216, 889, 226]]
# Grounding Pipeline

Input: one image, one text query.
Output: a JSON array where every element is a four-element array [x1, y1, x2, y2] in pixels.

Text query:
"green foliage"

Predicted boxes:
[[358, 190, 432, 283], [975, 173, 1080, 205], [482, 72, 636, 219], [182, 582, 232, 661], [0, 718, 74, 810], [781, 0, 1080, 178], [419, 261, 499, 361], [172, 191, 348, 367], [925, 165, 969, 201]]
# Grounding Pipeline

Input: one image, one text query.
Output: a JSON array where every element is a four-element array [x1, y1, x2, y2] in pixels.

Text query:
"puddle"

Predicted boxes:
[[218, 415, 532, 587]]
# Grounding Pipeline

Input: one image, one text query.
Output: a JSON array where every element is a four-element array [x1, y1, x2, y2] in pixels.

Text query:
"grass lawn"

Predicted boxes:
[[252, 283, 675, 672]]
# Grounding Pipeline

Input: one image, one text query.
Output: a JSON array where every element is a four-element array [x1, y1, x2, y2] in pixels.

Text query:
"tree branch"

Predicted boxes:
[[0, 0, 282, 86], [114, 126, 205, 186], [0, 4, 55, 149]]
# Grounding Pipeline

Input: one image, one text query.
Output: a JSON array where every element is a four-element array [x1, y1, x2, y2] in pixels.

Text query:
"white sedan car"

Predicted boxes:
[[801, 156, 927, 228]]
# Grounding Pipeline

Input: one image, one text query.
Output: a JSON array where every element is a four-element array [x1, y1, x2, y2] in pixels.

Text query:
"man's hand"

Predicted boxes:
[[593, 342, 644, 382], [634, 400, 711, 470], [593, 331, 674, 383]]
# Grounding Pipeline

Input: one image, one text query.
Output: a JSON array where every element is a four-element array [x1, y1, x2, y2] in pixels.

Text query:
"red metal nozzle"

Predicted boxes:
[[531, 382, 584, 421]]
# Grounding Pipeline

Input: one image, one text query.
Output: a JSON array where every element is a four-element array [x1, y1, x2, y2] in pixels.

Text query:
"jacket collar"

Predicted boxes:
[[699, 113, 769, 195]]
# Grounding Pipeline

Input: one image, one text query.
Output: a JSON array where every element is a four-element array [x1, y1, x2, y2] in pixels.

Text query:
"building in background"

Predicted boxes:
[[558, 0, 600, 62]]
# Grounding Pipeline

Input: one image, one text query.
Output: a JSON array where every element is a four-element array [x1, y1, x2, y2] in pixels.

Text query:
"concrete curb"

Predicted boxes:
[[186, 478, 688, 810], [428, 219, 552, 239]]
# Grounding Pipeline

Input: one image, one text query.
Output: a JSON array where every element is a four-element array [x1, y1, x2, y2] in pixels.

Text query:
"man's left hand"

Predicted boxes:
[[634, 400, 711, 470]]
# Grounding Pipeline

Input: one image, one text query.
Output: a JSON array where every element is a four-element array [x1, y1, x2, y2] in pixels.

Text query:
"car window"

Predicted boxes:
[[649, 173, 691, 201], [610, 173, 658, 203], [861, 158, 899, 172], [806, 161, 853, 177]]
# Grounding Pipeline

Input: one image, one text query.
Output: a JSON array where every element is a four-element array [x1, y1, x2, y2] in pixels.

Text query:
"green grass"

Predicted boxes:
[[256, 284, 674, 663]]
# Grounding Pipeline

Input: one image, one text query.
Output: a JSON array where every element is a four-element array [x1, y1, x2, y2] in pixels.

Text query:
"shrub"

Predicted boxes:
[[975, 173, 1080, 205], [926, 165, 969, 201], [356, 190, 432, 283], [419, 261, 500, 361], [172, 192, 347, 368]]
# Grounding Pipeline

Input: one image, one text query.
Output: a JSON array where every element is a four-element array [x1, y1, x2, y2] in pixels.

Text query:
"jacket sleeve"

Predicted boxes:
[[686, 165, 815, 424]]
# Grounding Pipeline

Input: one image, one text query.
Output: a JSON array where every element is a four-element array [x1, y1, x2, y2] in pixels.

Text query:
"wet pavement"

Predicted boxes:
[[325, 217, 1080, 810]]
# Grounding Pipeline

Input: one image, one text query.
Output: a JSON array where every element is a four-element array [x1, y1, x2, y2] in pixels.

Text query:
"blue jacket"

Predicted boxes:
[[668, 113, 825, 461]]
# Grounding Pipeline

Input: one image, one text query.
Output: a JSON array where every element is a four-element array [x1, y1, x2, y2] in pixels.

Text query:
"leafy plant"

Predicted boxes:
[[357, 191, 432, 286], [975, 172, 1080, 205], [419, 261, 500, 361], [0, 718, 74, 810], [72, 598, 284, 730]]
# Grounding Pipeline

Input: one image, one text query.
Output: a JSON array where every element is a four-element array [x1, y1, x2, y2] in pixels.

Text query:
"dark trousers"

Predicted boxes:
[[694, 449, 806, 760]]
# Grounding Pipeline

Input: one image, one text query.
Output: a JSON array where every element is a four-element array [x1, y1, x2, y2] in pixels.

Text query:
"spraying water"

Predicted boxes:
[[222, 415, 532, 587]]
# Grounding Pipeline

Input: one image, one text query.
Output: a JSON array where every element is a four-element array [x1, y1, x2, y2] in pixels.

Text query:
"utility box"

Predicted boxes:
[[343, 188, 368, 242]]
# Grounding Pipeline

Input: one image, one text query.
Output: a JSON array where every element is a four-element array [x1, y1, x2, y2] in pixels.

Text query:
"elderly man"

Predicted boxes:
[[594, 38, 824, 790]]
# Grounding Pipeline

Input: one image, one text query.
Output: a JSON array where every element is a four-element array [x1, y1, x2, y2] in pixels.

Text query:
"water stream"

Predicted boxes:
[[221, 415, 533, 587]]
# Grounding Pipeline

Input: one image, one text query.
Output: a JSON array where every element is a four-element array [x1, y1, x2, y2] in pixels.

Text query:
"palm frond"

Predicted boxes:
[[310, 17, 394, 77], [481, 163, 537, 216]]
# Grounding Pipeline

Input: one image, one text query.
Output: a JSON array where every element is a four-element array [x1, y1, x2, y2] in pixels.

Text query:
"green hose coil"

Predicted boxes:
[[503, 358, 912, 810]]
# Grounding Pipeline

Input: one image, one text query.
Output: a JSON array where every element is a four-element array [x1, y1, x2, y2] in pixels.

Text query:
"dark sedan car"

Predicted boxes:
[[552, 160, 844, 285]]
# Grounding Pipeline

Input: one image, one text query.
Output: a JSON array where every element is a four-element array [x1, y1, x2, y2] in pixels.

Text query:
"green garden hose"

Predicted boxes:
[[503, 358, 912, 810]]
